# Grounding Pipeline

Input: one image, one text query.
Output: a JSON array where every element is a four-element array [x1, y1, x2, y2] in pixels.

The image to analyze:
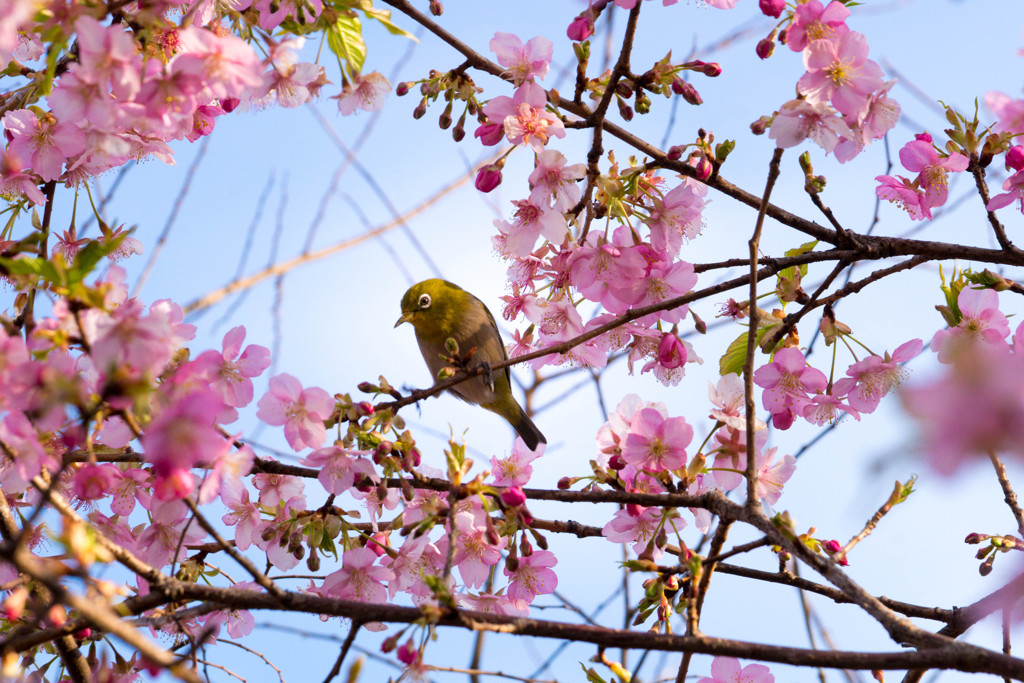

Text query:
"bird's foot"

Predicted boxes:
[[474, 361, 495, 393]]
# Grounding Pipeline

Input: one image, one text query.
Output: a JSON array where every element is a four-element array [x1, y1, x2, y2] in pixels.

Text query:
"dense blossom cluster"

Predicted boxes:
[[0, 0, 390, 203]]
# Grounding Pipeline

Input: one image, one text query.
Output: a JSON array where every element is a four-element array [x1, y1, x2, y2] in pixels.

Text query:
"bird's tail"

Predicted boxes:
[[512, 407, 546, 451]]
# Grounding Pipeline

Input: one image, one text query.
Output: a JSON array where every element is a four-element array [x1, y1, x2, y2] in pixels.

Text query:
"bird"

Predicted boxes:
[[395, 278, 546, 450]]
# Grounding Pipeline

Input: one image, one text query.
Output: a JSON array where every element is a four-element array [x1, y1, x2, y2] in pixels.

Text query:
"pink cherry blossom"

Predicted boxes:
[[0, 152, 45, 205], [802, 393, 860, 425], [490, 438, 545, 486], [528, 149, 586, 211], [602, 507, 675, 561], [2, 109, 85, 182], [256, 373, 334, 451], [489, 32, 553, 86], [136, 500, 207, 568], [452, 511, 506, 589], [221, 486, 261, 550], [481, 82, 565, 152], [898, 136, 969, 211], [336, 71, 391, 115], [504, 550, 558, 607], [567, 233, 647, 314], [174, 28, 265, 101], [317, 547, 393, 603], [72, 463, 122, 501], [986, 169, 1024, 215], [838, 339, 921, 413], [902, 343, 1024, 475], [252, 471, 305, 508], [985, 91, 1024, 135], [142, 388, 228, 500], [769, 99, 854, 154], [193, 326, 271, 411], [622, 407, 692, 472], [698, 657, 774, 683], [835, 79, 900, 163], [493, 196, 568, 258], [459, 591, 530, 617], [932, 287, 1010, 363], [0, 0, 36, 68], [785, 0, 850, 52], [301, 446, 377, 495], [708, 373, 766, 431], [798, 32, 884, 118], [875, 174, 930, 220], [645, 180, 705, 255], [752, 347, 827, 430]]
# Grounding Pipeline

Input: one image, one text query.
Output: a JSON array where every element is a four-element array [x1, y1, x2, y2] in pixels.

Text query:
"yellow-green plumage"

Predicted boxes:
[[395, 279, 546, 450]]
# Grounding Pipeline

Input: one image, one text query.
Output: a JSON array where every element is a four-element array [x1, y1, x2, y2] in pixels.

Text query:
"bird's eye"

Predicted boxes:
[[418, 294, 431, 309]]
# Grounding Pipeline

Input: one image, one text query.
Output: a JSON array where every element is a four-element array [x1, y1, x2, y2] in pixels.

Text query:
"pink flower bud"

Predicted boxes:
[[964, 532, 985, 544], [667, 145, 684, 161], [758, 0, 785, 17], [671, 78, 702, 106], [608, 454, 627, 470], [695, 155, 713, 180], [397, 639, 418, 666], [368, 532, 389, 557], [822, 539, 842, 553], [474, 121, 504, 146], [915, 132, 933, 143], [1006, 145, 1024, 171], [428, 0, 442, 15], [396, 82, 412, 96], [500, 486, 527, 507], [626, 503, 646, 517], [73, 628, 92, 640], [474, 163, 503, 193], [567, 14, 595, 41], [557, 476, 572, 489], [221, 97, 240, 113], [701, 62, 721, 77], [657, 332, 687, 369], [756, 37, 775, 60]]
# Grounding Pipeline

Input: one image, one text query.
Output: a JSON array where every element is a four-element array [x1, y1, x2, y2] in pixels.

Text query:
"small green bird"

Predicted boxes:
[[395, 278, 546, 450]]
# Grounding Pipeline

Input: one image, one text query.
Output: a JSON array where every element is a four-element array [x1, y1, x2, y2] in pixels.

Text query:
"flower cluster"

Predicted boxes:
[[903, 286, 1024, 474], [875, 133, 969, 220], [599, 392, 796, 561], [765, 0, 899, 161], [0, 0, 392, 205]]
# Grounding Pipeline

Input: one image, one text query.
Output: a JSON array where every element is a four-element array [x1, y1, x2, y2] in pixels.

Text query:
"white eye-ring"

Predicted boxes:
[[418, 293, 432, 309]]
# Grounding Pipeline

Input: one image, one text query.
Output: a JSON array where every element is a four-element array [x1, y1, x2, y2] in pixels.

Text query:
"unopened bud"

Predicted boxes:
[[616, 97, 633, 121], [500, 486, 527, 507], [980, 557, 995, 576], [671, 78, 702, 106], [428, 0, 442, 15], [357, 381, 377, 393], [396, 82, 413, 97], [964, 532, 986, 544], [615, 81, 633, 99], [756, 37, 775, 60], [438, 103, 453, 129], [474, 163, 503, 193], [412, 99, 428, 119], [557, 476, 572, 489], [1007, 145, 1024, 171], [608, 454, 626, 470], [758, 0, 785, 18], [750, 115, 771, 135], [567, 14, 595, 42], [695, 155, 713, 180], [635, 92, 651, 115], [667, 145, 684, 161]]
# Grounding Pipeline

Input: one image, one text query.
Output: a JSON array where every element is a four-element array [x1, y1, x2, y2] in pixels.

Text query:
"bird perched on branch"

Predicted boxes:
[[395, 278, 546, 450]]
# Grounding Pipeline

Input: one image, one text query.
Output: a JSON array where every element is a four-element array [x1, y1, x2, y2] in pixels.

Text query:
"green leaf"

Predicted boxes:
[[582, 664, 609, 683], [718, 321, 779, 376], [361, 6, 416, 39], [327, 14, 366, 77], [779, 239, 818, 282]]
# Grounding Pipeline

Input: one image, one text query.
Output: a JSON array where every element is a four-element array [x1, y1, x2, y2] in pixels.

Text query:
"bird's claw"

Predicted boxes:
[[475, 361, 495, 393]]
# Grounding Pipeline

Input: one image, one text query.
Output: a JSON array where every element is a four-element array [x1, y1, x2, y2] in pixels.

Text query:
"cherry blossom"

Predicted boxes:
[[489, 32, 553, 86], [798, 32, 884, 117], [336, 72, 391, 115], [752, 347, 828, 429], [785, 0, 850, 52], [898, 134, 969, 212], [480, 82, 565, 152], [699, 657, 774, 683], [317, 547, 393, 603], [528, 149, 586, 211], [504, 550, 558, 607], [490, 438, 545, 486], [622, 407, 693, 472], [256, 373, 334, 451], [2, 109, 85, 182], [932, 287, 1011, 363], [769, 99, 854, 154]]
